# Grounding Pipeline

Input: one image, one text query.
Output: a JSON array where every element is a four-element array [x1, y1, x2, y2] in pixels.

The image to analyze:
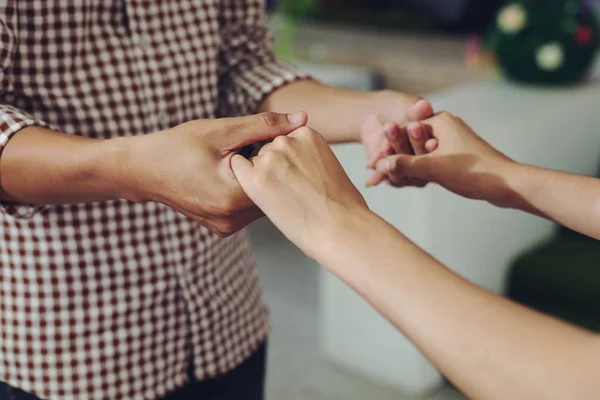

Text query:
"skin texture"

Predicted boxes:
[[231, 123, 600, 400]]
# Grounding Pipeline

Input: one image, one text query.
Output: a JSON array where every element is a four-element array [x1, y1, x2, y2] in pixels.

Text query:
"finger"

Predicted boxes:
[[366, 149, 385, 170], [388, 173, 409, 187], [366, 171, 387, 187], [366, 143, 394, 170], [407, 99, 434, 122], [388, 179, 408, 188], [407, 121, 430, 156], [361, 115, 388, 164], [387, 175, 428, 189], [375, 155, 422, 184], [376, 155, 402, 175], [410, 179, 428, 188], [424, 138, 439, 153], [222, 111, 308, 150], [378, 157, 408, 187], [230, 154, 255, 188], [385, 123, 413, 156], [257, 141, 275, 157], [366, 150, 384, 170]]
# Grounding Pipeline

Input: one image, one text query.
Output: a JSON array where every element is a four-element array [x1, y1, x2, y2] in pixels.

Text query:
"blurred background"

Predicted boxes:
[[267, 0, 500, 94], [250, 1, 600, 400]]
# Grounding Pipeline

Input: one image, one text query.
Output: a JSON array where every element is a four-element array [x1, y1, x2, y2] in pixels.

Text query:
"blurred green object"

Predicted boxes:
[[272, 0, 317, 59], [484, 0, 600, 85], [278, 0, 317, 16], [507, 227, 600, 333]]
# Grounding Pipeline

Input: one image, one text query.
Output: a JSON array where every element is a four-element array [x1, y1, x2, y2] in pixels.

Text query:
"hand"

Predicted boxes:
[[374, 112, 516, 205], [231, 127, 368, 259], [117, 112, 308, 236], [361, 92, 436, 187]]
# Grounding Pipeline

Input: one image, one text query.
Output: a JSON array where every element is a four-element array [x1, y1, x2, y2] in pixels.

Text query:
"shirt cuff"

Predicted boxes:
[[0, 104, 49, 157], [0, 105, 51, 219], [220, 60, 311, 117]]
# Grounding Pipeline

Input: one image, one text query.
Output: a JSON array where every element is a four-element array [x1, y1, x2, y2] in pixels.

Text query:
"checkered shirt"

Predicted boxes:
[[0, 1, 303, 399]]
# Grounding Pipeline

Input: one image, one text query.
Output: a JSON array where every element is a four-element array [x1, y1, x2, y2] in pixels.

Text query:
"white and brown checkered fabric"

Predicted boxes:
[[0, 1, 304, 399]]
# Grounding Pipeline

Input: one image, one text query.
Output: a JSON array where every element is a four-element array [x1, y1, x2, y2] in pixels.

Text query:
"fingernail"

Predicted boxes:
[[386, 127, 399, 140], [375, 161, 387, 173], [409, 126, 422, 139], [425, 139, 439, 152], [415, 99, 429, 108], [287, 112, 305, 124], [366, 151, 383, 169]]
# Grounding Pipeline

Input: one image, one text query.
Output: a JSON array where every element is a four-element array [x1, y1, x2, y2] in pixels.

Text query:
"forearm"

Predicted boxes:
[[0, 126, 130, 205], [260, 80, 382, 143], [320, 210, 600, 400], [499, 163, 600, 240]]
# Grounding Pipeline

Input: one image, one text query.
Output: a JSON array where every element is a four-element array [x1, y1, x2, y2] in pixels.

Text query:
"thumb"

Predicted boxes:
[[221, 111, 308, 150], [375, 154, 428, 181], [230, 154, 256, 194]]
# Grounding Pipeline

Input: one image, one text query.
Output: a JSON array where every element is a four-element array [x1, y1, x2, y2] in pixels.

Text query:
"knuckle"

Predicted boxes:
[[272, 135, 291, 148], [389, 158, 402, 175], [261, 150, 283, 165], [214, 226, 234, 237], [213, 198, 238, 218], [307, 129, 321, 141], [295, 126, 321, 143], [293, 126, 314, 137], [213, 218, 238, 237], [438, 111, 456, 122], [256, 142, 273, 157], [256, 112, 281, 129]]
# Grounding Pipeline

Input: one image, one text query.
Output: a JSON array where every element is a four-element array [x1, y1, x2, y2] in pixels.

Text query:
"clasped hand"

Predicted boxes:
[[116, 112, 308, 237], [231, 111, 516, 260]]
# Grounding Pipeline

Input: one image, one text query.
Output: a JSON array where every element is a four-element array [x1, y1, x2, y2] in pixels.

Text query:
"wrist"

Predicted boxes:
[[315, 204, 380, 271], [371, 89, 416, 123], [93, 136, 147, 203], [487, 161, 528, 210]]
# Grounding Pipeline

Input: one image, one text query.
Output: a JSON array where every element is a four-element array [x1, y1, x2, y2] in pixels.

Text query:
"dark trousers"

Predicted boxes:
[[0, 342, 267, 400]]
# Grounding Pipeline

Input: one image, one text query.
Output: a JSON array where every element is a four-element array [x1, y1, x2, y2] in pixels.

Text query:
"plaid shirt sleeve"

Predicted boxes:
[[0, 10, 49, 158], [0, 105, 50, 156], [0, 104, 51, 218], [216, 0, 308, 117], [0, 10, 51, 217]]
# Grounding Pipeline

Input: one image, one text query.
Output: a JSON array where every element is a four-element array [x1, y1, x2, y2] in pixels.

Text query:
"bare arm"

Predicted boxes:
[[231, 127, 600, 400], [324, 210, 600, 400], [260, 80, 434, 145], [0, 126, 124, 204], [260, 80, 379, 143], [502, 163, 600, 240]]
